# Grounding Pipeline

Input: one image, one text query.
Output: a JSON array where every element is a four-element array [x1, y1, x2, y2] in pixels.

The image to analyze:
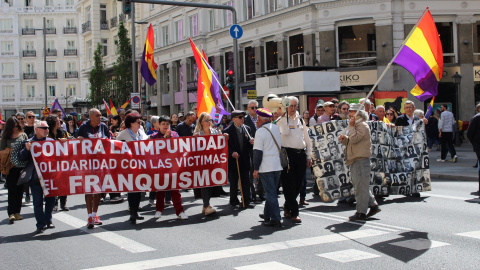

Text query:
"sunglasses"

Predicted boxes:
[[27, 115, 35, 119], [204, 119, 213, 122], [386, 113, 393, 115], [136, 121, 142, 124], [17, 118, 25, 121], [37, 127, 49, 130], [236, 116, 244, 119], [250, 106, 257, 110]]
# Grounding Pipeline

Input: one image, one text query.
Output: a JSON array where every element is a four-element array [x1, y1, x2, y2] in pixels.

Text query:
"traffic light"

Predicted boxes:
[[146, 100, 152, 111], [141, 83, 146, 103], [123, 0, 131, 15], [226, 69, 234, 91]]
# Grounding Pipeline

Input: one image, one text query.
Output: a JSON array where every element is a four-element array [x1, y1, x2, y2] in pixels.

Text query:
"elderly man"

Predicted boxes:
[[223, 110, 254, 208], [359, 98, 378, 121], [375, 105, 388, 123], [77, 108, 111, 229], [277, 96, 312, 223], [176, 111, 196, 137], [318, 101, 341, 124], [337, 101, 350, 120], [253, 108, 283, 227], [309, 103, 325, 127], [338, 103, 380, 221], [18, 121, 56, 234], [244, 100, 260, 201]]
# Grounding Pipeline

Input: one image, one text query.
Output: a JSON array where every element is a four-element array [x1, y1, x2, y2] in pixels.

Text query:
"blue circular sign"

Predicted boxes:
[[132, 96, 140, 103], [229, 24, 243, 39]]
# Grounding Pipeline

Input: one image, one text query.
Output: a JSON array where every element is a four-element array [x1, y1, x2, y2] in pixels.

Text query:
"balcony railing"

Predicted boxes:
[[338, 51, 377, 68], [46, 72, 57, 79], [100, 20, 109, 30], [63, 27, 77, 34], [23, 73, 37, 79], [23, 50, 36, 57], [110, 17, 118, 28], [46, 49, 57, 56], [22, 28, 36, 35], [82, 21, 91, 33], [1, 51, 14, 56], [45, 27, 56, 34], [119, 13, 126, 23], [65, 71, 78, 78], [64, 49, 77, 56]]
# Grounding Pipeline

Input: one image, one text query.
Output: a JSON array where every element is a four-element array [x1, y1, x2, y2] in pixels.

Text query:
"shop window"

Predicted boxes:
[[338, 23, 376, 68]]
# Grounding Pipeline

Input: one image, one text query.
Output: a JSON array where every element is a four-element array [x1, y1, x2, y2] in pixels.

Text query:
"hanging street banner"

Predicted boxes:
[[310, 120, 431, 203], [32, 136, 228, 196]]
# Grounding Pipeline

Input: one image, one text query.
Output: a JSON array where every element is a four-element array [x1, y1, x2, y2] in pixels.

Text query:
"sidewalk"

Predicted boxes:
[[428, 141, 479, 181]]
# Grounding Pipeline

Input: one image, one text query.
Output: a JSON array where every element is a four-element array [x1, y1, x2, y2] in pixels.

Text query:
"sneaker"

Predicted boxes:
[[9, 214, 15, 224], [87, 217, 94, 229], [291, 216, 302, 223], [366, 205, 381, 218], [436, 159, 446, 162], [349, 212, 367, 221], [109, 196, 124, 203], [177, 212, 188, 220], [46, 223, 55, 229], [14, 213, 23, 220], [154, 211, 162, 218], [149, 199, 155, 206], [94, 216, 103, 225], [204, 206, 216, 216], [452, 155, 458, 163]]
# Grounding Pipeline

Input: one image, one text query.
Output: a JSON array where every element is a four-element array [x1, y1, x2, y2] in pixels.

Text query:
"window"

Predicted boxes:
[[224, 1, 233, 27], [475, 22, 480, 62], [338, 23, 377, 68], [288, 0, 303, 7], [67, 40, 75, 49], [67, 62, 76, 72], [175, 20, 183, 42], [26, 63, 35, 73], [47, 40, 55, 51], [24, 19, 33, 29], [86, 40, 92, 60], [66, 0, 74, 6], [265, 41, 278, 70], [27, 86, 35, 97], [86, 6, 91, 22], [265, 0, 277, 13], [48, 85, 56, 96], [46, 19, 54, 28], [162, 25, 169, 46], [209, 10, 215, 32], [2, 86, 15, 98], [244, 46, 256, 81], [0, 19, 13, 33], [436, 22, 454, 64], [25, 41, 34, 50], [46, 0, 53, 7], [244, 0, 254, 20], [25, 0, 32, 7], [101, 39, 108, 56], [66, 18, 75, 28], [47, 62, 55, 73], [67, 84, 76, 96], [2, 63, 14, 76], [189, 14, 198, 37], [100, 5, 107, 21], [1, 41, 14, 55]]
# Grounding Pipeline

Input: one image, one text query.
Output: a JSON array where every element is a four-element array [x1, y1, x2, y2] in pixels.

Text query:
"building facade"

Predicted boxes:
[[0, 0, 84, 118]]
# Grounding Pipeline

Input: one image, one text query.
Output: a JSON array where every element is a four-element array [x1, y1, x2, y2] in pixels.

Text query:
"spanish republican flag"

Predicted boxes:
[[140, 24, 158, 86], [393, 8, 443, 101]]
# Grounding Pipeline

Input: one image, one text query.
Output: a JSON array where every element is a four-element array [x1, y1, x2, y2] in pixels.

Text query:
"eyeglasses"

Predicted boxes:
[[341, 108, 349, 111], [250, 106, 257, 110], [37, 127, 49, 130], [17, 118, 25, 121], [289, 104, 298, 108], [386, 113, 394, 115], [404, 106, 414, 109], [204, 119, 213, 122], [136, 121, 142, 124], [27, 116, 35, 119], [236, 116, 244, 119]]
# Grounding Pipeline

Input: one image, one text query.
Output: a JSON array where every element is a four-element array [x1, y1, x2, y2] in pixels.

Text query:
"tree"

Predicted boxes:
[[89, 43, 107, 107], [112, 21, 133, 105]]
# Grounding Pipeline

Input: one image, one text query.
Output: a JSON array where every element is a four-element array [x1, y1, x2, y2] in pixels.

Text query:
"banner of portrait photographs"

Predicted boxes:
[[309, 120, 431, 203]]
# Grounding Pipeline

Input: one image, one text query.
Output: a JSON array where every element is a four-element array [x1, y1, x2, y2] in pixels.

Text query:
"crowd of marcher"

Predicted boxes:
[[0, 98, 479, 233]]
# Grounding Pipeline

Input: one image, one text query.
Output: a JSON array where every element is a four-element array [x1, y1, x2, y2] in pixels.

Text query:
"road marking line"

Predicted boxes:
[[456, 230, 480, 240], [317, 248, 381, 263], [83, 229, 389, 270], [426, 193, 474, 201], [235, 261, 301, 270], [389, 238, 450, 250], [0, 189, 155, 253]]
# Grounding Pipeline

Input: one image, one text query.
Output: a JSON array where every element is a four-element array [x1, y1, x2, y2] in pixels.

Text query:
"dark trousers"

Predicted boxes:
[[201, 187, 212, 207], [281, 148, 307, 217], [229, 165, 251, 206], [127, 192, 142, 215], [55, 196, 67, 207], [475, 149, 480, 191], [7, 168, 24, 216], [440, 132, 456, 160]]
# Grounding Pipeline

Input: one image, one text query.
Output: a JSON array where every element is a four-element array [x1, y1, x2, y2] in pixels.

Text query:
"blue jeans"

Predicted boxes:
[[31, 183, 55, 229], [260, 171, 282, 221], [427, 136, 439, 149]]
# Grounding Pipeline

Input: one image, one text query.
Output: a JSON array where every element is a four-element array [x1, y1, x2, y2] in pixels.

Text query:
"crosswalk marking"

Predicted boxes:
[[317, 249, 380, 263], [83, 229, 389, 270], [389, 238, 450, 250], [456, 230, 480, 240], [235, 261, 300, 270]]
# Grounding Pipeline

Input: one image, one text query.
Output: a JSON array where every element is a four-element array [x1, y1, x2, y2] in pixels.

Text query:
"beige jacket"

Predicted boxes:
[[340, 120, 371, 166]]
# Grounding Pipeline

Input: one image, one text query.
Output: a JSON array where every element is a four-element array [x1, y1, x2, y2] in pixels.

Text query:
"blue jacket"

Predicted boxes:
[[18, 136, 54, 185]]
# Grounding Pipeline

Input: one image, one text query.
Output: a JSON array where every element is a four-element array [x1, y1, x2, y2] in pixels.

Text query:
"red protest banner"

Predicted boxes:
[[31, 136, 228, 197]]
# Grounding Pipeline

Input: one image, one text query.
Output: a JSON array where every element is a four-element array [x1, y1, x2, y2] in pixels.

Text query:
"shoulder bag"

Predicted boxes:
[[263, 126, 289, 170]]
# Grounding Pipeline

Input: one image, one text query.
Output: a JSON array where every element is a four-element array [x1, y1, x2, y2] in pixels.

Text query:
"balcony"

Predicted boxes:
[[46, 49, 57, 56], [45, 27, 56, 34], [46, 72, 57, 79], [119, 13, 126, 23], [64, 49, 77, 56], [63, 27, 77, 34], [23, 73, 37, 79], [1, 51, 14, 56], [22, 28, 36, 35], [82, 21, 91, 33], [23, 50, 36, 57], [65, 71, 78, 78], [100, 20, 109, 30], [110, 17, 118, 28]]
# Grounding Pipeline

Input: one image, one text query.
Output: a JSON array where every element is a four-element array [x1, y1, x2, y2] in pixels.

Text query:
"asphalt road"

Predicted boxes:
[[1, 179, 479, 270]]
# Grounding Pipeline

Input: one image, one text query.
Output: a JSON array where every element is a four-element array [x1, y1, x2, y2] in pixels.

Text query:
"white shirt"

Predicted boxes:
[[276, 112, 312, 159], [253, 123, 283, 173]]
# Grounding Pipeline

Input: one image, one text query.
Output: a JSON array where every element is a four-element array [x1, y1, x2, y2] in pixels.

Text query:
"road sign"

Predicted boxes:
[[247, 90, 257, 99], [223, 85, 230, 99], [229, 24, 243, 39], [131, 92, 141, 109]]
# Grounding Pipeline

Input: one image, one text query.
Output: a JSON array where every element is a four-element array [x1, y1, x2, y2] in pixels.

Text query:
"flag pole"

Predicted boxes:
[[354, 7, 431, 118]]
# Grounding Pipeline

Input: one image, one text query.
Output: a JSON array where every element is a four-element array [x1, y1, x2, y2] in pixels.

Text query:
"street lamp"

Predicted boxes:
[[452, 71, 462, 145]]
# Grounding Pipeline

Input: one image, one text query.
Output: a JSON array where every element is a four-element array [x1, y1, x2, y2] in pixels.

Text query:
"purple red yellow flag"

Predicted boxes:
[[189, 38, 229, 124], [393, 8, 443, 101], [425, 96, 435, 118], [51, 98, 66, 118], [140, 24, 158, 86]]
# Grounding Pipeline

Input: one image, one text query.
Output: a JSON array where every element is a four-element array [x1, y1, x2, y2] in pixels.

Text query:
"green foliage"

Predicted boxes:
[[89, 43, 107, 107], [112, 21, 133, 105]]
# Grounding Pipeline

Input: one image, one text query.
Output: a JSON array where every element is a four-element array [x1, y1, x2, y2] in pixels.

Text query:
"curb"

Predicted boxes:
[[431, 173, 478, 181]]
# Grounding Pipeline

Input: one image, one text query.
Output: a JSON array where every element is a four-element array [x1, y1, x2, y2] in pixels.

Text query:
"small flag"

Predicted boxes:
[[393, 8, 443, 102], [120, 97, 132, 109], [425, 97, 435, 118], [109, 99, 118, 115], [103, 99, 112, 115], [140, 24, 158, 86], [51, 98, 66, 118]]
